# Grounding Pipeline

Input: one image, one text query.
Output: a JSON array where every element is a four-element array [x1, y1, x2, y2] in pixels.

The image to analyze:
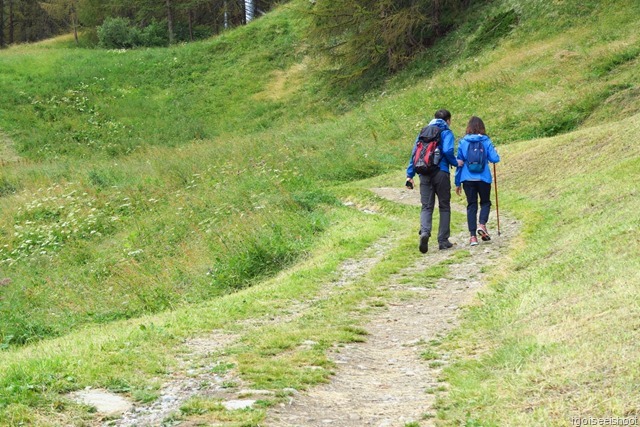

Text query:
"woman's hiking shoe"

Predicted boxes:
[[477, 224, 491, 241], [438, 241, 454, 250], [419, 233, 429, 254], [469, 236, 479, 246]]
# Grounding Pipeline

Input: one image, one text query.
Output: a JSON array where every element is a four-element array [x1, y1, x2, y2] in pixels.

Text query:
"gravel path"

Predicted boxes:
[[266, 187, 519, 427], [76, 186, 518, 427]]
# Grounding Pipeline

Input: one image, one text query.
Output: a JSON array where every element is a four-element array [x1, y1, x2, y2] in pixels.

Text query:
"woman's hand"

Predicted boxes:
[[455, 186, 462, 196], [457, 159, 464, 167]]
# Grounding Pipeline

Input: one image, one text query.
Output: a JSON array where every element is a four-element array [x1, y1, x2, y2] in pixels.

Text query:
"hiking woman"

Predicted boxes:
[[455, 116, 500, 246]]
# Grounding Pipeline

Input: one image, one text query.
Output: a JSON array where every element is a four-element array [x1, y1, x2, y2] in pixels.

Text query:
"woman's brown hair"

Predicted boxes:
[[466, 116, 486, 135]]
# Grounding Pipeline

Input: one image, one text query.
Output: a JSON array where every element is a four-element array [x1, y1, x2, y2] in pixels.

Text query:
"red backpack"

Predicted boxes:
[[413, 125, 442, 175]]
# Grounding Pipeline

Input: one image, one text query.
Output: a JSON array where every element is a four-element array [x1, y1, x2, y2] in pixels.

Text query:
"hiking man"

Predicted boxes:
[[405, 109, 458, 253]]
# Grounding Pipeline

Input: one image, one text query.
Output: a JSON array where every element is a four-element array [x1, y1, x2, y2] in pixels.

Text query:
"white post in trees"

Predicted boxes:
[[245, 0, 253, 23]]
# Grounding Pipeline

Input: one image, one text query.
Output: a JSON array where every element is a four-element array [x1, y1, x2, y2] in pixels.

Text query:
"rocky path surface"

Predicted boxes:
[[73, 187, 518, 426], [266, 187, 519, 427]]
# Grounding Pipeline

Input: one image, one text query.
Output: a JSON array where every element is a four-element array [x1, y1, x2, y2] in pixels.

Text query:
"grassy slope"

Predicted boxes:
[[439, 113, 640, 426], [0, 0, 639, 424], [0, 7, 308, 159], [0, 4, 341, 344], [0, 203, 408, 424]]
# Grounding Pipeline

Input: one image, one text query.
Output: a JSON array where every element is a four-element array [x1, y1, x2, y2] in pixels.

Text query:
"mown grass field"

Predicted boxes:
[[0, 0, 639, 425], [437, 114, 640, 426]]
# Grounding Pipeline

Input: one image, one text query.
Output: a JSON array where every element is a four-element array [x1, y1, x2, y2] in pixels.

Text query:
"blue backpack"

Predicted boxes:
[[466, 139, 486, 173]]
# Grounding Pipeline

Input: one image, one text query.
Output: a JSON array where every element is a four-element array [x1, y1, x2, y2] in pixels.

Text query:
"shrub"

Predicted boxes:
[[97, 17, 139, 49], [97, 18, 171, 48], [466, 8, 520, 53], [140, 20, 169, 47]]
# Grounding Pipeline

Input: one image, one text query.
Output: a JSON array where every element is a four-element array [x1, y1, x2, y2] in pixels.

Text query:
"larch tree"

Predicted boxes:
[[39, 0, 80, 44], [309, 0, 475, 82]]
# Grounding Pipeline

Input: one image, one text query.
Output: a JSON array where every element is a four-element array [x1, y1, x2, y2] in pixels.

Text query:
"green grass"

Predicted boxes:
[[437, 115, 640, 425], [0, 199, 420, 425], [0, 0, 639, 424]]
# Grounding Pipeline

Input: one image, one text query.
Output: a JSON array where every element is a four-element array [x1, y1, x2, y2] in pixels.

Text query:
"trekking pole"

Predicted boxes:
[[493, 163, 501, 236]]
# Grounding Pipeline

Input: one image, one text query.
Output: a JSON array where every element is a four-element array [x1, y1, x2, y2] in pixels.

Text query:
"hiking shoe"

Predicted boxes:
[[419, 233, 429, 254], [438, 241, 454, 250], [477, 224, 491, 241], [469, 236, 479, 246]]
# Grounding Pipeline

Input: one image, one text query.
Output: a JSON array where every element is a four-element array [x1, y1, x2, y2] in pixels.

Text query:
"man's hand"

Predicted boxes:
[[457, 159, 464, 167], [455, 186, 462, 196], [405, 178, 414, 190]]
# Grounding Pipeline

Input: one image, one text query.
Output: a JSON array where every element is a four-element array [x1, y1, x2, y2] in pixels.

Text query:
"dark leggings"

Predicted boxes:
[[463, 181, 492, 237]]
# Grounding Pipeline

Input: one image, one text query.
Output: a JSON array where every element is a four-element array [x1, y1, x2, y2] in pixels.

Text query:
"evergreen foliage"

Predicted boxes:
[[307, 0, 476, 83], [0, 0, 281, 46]]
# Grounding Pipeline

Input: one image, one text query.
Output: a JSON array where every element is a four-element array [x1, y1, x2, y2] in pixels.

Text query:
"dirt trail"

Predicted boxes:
[[99, 217, 399, 426], [266, 187, 519, 427], [82, 186, 517, 426]]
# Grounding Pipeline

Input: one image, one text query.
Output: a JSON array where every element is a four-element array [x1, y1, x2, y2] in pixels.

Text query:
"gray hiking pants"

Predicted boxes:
[[419, 170, 451, 244]]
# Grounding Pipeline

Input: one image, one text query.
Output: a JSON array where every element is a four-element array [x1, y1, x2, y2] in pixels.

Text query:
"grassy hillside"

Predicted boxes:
[[0, 4, 333, 345], [0, 0, 639, 424], [2, 0, 639, 348], [437, 112, 640, 425]]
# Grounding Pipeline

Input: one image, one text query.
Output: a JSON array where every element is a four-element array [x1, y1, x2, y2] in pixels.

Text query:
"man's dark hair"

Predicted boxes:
[[466, 116, 487, 135], [434, 109, 451, 121]]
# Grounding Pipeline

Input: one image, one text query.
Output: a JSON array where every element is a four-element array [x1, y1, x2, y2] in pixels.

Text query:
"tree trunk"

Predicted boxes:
[[70, 3, 78, 45], [188, 9, 193, 41], [210, 0, 218, 34], [166, 0, 175, 44], [18, 0, 24, 43], [0, 0, 5, 48], [8, 0, 13, 44], [431, 0, 441, 34]]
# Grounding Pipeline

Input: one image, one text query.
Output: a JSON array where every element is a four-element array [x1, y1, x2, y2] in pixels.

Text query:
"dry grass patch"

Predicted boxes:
[[254, 60, 308, 102], [0, 132, 21, 164]]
